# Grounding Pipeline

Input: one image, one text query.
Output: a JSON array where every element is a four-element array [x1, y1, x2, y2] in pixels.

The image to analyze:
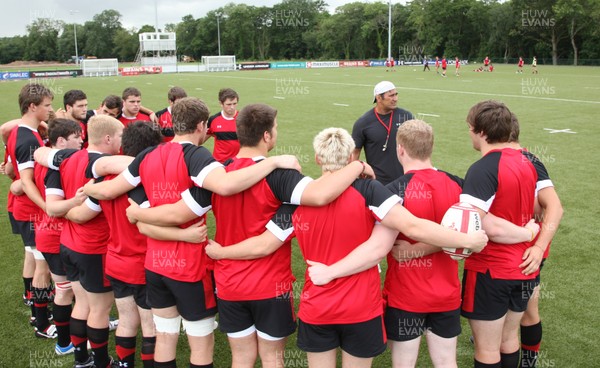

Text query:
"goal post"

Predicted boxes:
[[81, 59, 119, 77], [202, 55, 237, 72]]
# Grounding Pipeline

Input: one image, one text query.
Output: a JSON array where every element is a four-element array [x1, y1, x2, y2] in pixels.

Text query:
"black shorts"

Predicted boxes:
[[297, 316, 386, 358], [385, 307, 461, 341], [8, 212, 19, 234], [461, 270, 536, 321], [218, 292, 296, 338], [14, 219, 35, 247], [42, 252, 66, 276], [107, 275, 149, 309], [60, 244, 112, 293], [145, 269, 217, 321]]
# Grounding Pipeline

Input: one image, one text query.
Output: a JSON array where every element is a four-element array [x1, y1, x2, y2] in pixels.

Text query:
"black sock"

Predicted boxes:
[[53, 303, 72, 347], [190, 364, 213, 368], [500, 350, 520, 368], [474, 359, 501, 368], [155, 360, 177, 368], [70, 317, 89, 363], [521, 322, 542, 368], [141, 336, 156, 368], [115, 335, 136, 368], [23, 277, 33, 300], [33, 287, 51, 331], [88, 325, 110, 368]]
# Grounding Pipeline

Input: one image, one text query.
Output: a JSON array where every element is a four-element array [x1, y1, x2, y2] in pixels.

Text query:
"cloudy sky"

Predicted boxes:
[[1, 0, 400, 37]]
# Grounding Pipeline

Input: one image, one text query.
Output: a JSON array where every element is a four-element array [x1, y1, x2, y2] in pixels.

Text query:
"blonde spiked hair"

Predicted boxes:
[[313, 127, 355, 172]]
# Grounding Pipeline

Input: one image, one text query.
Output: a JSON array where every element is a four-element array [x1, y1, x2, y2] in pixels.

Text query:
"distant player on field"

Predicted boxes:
[[154, 86, 187, 142], [207, 88, 241, 163]]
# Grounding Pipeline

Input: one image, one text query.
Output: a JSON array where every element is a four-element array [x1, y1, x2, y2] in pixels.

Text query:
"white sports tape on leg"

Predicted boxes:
[[182, 316, 217, 337], [153, 315, 181, 334]]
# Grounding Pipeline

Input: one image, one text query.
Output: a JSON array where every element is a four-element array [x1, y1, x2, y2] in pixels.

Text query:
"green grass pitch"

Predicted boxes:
[[0, 64, 598, 367]]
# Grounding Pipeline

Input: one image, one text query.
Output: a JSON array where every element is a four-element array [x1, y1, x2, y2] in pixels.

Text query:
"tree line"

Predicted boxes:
[[1, 0, 599, 66]]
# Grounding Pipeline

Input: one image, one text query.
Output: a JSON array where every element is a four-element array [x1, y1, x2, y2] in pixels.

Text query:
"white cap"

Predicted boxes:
[[373, 81, 396, 103]]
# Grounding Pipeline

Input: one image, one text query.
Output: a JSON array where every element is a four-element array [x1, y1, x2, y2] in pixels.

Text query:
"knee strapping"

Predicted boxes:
[[153, 315, 181, 334], [182, 316, 217, 337]]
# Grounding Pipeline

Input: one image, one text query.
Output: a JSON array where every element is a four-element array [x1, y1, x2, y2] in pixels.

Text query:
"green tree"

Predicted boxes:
[[0, 36, 26, 64], [82, 9, 124, 58], [25, 18, 63, 61], [553, 0, 598, 65]]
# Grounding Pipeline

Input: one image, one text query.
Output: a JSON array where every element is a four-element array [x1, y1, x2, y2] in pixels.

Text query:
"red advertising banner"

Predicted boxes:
[[119, 66, 163, 76], [339, 60, 369, 67]]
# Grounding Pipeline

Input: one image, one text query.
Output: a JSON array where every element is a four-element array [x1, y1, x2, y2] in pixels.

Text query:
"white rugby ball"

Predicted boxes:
[[441, 202, 481, 260]]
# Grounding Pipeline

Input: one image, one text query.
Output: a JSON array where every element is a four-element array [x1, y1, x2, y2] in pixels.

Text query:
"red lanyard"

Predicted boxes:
[[374, 108, 394, 151]]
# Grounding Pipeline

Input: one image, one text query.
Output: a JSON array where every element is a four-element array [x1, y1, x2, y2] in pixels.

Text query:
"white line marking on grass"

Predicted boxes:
[[195, 88, 203, 90], [334, 103, 349, 107], [193, 75, 600, 105], [461, 80, 473, 82], [584, 87, 600, 90], [418, 113, 440, 117], [544, 128, 577, 134], [273, 96, 286, 100], [146, 83, 152, 85]]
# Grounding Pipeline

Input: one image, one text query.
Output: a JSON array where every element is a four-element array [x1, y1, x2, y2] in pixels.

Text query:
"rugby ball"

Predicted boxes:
[[441, 202, 481, 260]]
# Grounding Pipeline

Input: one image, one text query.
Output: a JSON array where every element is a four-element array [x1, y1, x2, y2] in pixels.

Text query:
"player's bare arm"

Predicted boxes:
[[520, 186, 563, 275], [10, 178, 24, 196], [483, 214, 540, 244], [137, 220, 208, 244], [83, 174, 135, 200], [93, 155, 135, 177], [20, 168, 46, 211], [307, 224, 399, 286], [45, 188, 87, 217], [299, 160, 375, 206], [381, 204, 488, 252], [390, 239, 440, 262], [205, 231, 285, 261], [202, 154, 301, 196], [64, 200, 99, 224], [126, 198, 197, 226], [1, 119, 22, 143]]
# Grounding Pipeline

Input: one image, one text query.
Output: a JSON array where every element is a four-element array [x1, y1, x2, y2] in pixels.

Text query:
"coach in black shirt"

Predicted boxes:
[[351, 81, 414, 185]]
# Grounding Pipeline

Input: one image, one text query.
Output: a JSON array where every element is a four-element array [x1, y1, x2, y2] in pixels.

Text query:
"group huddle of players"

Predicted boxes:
[[2, 81, 561, 368]]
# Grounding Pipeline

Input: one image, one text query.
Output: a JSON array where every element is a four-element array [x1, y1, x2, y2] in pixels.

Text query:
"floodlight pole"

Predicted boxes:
[[388, 0, 392, 62], [70, 10, 79, 65], [216, 12, 222, 56]]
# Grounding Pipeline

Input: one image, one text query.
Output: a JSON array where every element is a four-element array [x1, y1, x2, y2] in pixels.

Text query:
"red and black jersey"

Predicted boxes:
[[384, 169, 463, 312], [460, 148, 538, 280], [155, 107, 174, 142], [124, 142, 217, 282], [45, 149, 109, 254], [484, 57, 490, 66], [207, 111, 240, 163], [294, 179, 401, 325], [518, 59, 524, 67], [6, 125, 43, 221], [34, 164, 63, 254], [211, 157, 311, 301], [441, 58, 447, 68], [118, 112, 151, 127], [101, 174, 148, 285]]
